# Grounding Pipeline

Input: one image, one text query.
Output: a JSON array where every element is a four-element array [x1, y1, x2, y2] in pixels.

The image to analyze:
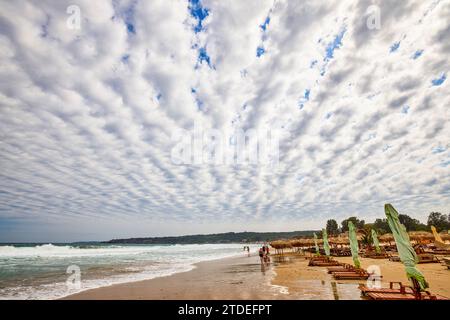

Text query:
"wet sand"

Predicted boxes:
[[63, 252, 450, 300], [64, 253, 285, 300]]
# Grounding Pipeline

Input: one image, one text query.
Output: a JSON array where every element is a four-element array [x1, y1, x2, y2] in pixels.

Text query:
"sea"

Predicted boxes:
[[0, 242, 258, 300]]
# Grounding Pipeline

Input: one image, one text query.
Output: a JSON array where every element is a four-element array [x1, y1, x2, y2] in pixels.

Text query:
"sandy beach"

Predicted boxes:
[[272, 253, 450, 299], [63, 253, 283, 300], [63, 251, 450, 300]]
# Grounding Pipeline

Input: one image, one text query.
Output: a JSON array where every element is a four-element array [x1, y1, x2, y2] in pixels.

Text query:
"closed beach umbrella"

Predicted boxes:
[[348, 221, 361, 268], [385, 204, 429, 290], [431, 226, 443, 243], [323, 229, 330, 256], [371, 229, 381, 254], [314, 233, 320, 256]]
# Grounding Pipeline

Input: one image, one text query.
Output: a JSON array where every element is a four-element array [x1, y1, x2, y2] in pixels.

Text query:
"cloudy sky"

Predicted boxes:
[[0, 0, 449, 242]]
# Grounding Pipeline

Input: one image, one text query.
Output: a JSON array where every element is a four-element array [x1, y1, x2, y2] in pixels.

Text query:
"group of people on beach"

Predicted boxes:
[[258, 245, 270, 264]]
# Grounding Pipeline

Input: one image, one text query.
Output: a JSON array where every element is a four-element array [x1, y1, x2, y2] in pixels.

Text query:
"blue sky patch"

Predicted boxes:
[[260, 16, 270, 31], [412, 50, 423, 59], [401, 105, 410, 114], [298, 89, 311, 109], [440, 160, 450, 167], [189, 0, 209, 33], [431, 74, 446, 86], [197, 47, 213, 68], [390, 42, 400, 53], [325, 28, 346, 61], [121, 54, 130, 63], [120, 3, 137, 35], [432, 146, 446, 154], [256, 46, 265, 57]]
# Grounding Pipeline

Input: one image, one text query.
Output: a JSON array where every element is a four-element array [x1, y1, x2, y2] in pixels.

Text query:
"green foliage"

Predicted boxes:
[[341, 217, 365, 232], [398, 214, 427, 231], [427, 212, 450, 232], [373, 218, 390, 234], [360, 232, 372, 247], [326, 219, 339, 236], [107, 230, 318, 244]]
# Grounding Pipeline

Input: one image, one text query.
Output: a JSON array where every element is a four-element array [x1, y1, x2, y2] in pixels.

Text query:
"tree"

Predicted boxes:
[[326, 219, 339, 235], [427, 212, 450, 232], [341, 217, 365, 232], [373, 218, 390, 234], [398, 214, 427, 231]]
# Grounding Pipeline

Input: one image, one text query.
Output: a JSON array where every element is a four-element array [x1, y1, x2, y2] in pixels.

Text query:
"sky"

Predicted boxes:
[[0, 0, 449, 242]]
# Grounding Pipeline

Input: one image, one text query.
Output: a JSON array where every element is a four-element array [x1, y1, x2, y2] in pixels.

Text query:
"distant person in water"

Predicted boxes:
[[258, 248, 264, 264], [264, 245, 270, 264]]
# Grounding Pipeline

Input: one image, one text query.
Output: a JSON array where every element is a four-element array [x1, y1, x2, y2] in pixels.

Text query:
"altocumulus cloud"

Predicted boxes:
[[0, 0, 449, 242]]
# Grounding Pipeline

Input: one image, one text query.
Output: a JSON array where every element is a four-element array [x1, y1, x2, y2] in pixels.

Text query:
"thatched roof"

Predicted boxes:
[[408, 231, 434, 241], [439, 232, 450, 241], [328, 236, 349, 244], [270, 240, 293, 249], [379, 233, 394, 242]]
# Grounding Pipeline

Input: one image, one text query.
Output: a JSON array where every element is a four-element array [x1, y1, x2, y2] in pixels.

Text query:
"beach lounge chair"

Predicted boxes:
[[417, 253, 439, 264], [361, 279, 448, 300], [332, 269, 370, 280], [310, 260, 342, 267], [359, 282, 414, 295], [327, 263, 355, 274], [308, 256, 342, 266], [389, 256, 401, 262]]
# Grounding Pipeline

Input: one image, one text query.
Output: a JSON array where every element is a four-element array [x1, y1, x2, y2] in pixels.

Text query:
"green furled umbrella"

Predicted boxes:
[[323, 229, 330, 256], [348, 221, 361, 268], [313, 233, 320, 256], [371, 229, 381, 254], [385, 204, 429, 290]]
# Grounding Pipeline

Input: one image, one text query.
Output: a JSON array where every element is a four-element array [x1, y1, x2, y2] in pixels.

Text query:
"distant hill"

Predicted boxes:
[[106, 230, 318, 244]]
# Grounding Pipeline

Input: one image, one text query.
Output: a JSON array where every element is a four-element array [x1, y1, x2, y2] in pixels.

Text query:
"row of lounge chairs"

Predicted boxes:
[[307, 257, 373, 280], [326, 263, 372, 280], [307, 256, 447, 299], [389, 253, 440, 264]]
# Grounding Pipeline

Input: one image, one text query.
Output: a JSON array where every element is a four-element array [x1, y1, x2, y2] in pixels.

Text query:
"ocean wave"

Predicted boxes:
[[0, 243, 258, 299]]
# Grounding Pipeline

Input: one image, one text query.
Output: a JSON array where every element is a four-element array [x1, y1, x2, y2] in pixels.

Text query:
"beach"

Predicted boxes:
[[272, 253, 450, 299], [63, 251, 450, 300], [63, 253, 283, 300]]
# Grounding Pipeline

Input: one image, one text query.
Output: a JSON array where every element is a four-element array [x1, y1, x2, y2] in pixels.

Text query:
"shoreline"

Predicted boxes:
[[63, 253, 282, 300], [63, 252, 450, 300]]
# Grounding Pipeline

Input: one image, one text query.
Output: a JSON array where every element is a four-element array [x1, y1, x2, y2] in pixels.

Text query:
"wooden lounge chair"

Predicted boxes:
[[327, 263, 355, 274], [308, 256, 341, 266], [389, 256, 401, 262], [361, 279, 448, 300], [333, 269, 370, 280], [359, 282, 414, 295], [417, 253, 439, 264]]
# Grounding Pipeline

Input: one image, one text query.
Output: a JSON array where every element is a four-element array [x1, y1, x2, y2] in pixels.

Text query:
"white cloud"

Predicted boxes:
[[0, 0, 449, 241]]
